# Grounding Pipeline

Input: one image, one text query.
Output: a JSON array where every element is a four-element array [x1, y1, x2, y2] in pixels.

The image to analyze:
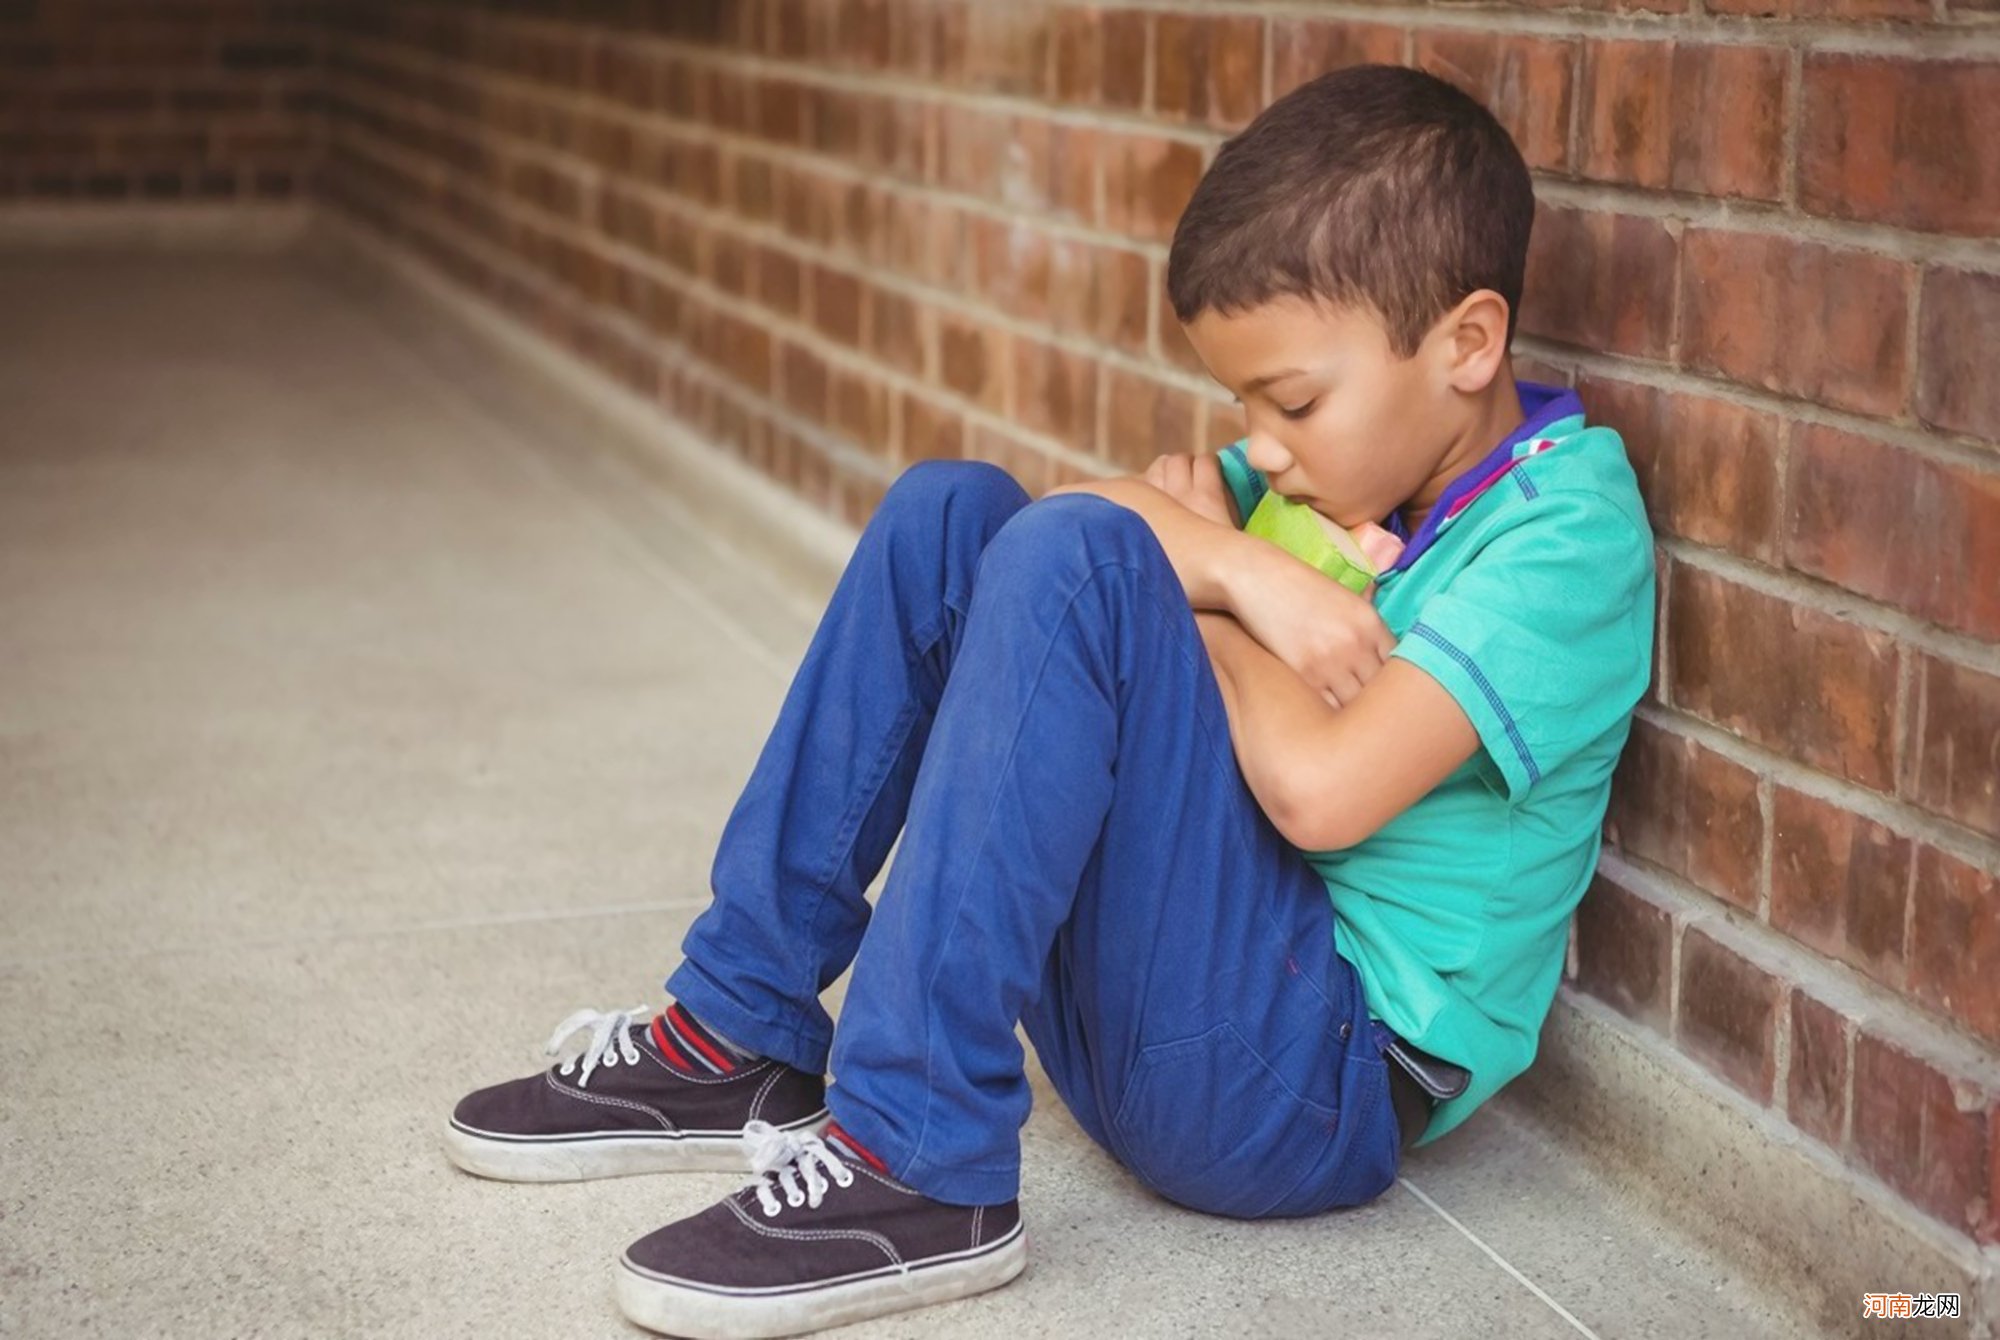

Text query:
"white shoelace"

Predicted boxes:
[[543, 1005, 648, 1089], [740, 1119, 855, 1218]]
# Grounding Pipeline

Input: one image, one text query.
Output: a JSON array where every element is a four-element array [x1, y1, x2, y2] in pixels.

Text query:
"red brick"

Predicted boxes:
[[1043, 236, 1096, 337], [898, 391, 965, 465], [1099, 132, 1205, 246], [937, 312, 1007, 412], [1910, 655, 2000, 837], [1801, 56, 2000, 235], [1668, 45, 1788, 200], [1574, 39, 1671, 188], [967, 423, 1058, 496], [715, 311, 776, 395], [829, 366, 893, 455], [862, 96, 927, 182], [1605, 719, 1763, 911], [1677, 927, 1782, 1103], [1270, 20, 1405, 102], [925, 1, 969, 85], [1050, 6, 1105, 103], [1086, 243, 1153, 357], [830, 0, 888, 68], [733, 155, 777, 223], [1851, 1030, 1997, 1239], [708, 232, 751, 299], [1100, 366, 1202, 470], [1680, 230, 1912, 419], [1046, 123, 1101, 225], [878, 198, 954, 290], [1099, 9, 1148, 110], [1708, 0, 1928, 12], [1917, 268, 2000, 444], [1667, 567, 1900, 791], [1151, 13, 1263, 131], [1576, 376, 1782, 563], [1520, 208, 1679, 361], [802, 86, 861, 161], [1012, 339, 1100, 450], [1413, 30, 1577, 173], [1909, 845, 2000, 1050], [1769, 787, 1912, 988], [809, 263, 863, 347], [961, 4, 1052, 98], [756, 247, 804, 318], [969, 217, 1054, 327], [1785, 426, 2000, 642], [1788, 991, 1850, 1149], [777, 340, 827, 417], [933, 103, 1005, 198], [865, 285, 926, 379], [1574, 872, 1674, 1031]]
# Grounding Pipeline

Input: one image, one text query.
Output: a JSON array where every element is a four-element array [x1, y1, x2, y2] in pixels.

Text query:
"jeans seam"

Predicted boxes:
[[794, 693, 922, 1057], [788, 592, 953, 1060], [908, 556, 1129, 1177]]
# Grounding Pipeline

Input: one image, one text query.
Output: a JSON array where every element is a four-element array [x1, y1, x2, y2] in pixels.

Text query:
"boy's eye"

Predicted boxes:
[[1280, 399, 1318, 421]]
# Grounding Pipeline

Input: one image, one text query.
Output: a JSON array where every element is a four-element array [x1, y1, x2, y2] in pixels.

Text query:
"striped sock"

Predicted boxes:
[[822, 1121, 892, 1177], [649, 1003, 760, 1076]]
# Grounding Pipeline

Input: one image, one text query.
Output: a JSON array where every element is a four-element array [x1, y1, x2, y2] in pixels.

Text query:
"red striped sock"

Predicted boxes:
[[648, 1003, 756, 1076], [822, 1121, 891, 1176]]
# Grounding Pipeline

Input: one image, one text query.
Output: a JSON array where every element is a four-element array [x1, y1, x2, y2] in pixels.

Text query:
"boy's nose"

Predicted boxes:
[[1244, 432, 1291, 477]]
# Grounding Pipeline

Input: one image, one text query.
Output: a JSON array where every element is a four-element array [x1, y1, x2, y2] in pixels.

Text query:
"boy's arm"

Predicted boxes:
[[1195, 611, 1479, 851], [1041, 475, 1267, 612]]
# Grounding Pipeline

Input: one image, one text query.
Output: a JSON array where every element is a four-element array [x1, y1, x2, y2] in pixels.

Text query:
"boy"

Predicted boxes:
[[444, 64, 1654, 1338]]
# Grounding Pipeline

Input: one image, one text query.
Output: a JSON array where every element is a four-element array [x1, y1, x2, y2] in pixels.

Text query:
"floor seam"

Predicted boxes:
[[1395, 1174, 1604, 1339]]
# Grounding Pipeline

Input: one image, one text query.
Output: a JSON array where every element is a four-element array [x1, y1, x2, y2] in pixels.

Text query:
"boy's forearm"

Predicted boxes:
[[1041, 477, 1272, 613], [1192, 610, 1336, 847]]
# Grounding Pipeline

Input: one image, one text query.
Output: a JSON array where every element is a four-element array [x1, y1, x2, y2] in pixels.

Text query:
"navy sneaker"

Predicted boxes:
[[445, 1005, 829, 1181], [615, 1118, 1026, 1338]]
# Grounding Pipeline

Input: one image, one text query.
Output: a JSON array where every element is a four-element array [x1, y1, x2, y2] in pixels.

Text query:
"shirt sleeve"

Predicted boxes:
[[1390, 489, 1656, 804], [1216, 440, 1269, 530]]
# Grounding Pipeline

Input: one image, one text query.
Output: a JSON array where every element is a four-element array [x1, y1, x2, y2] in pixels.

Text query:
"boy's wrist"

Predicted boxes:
[[1210, 530, 1293, 617]]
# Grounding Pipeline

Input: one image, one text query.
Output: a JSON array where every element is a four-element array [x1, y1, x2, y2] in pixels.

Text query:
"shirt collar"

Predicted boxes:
[[1380, 380, 1584, 575]]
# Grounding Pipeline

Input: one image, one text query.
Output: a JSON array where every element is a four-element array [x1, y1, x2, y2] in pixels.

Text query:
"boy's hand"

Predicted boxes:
[[1230, 552, 1397, 708], [1141, 452, 1238, 529]]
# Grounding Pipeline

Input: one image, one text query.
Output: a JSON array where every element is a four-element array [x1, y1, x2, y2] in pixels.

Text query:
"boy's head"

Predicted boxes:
[[1168, 65, 1536, 531]]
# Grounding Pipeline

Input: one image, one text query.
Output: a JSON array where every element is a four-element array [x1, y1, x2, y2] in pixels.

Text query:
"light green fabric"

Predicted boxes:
[[1217, 423, 1654, 1145]]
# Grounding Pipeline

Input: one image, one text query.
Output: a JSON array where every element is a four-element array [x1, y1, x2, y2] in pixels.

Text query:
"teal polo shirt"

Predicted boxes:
[[1216, 381, 1655, 1145]]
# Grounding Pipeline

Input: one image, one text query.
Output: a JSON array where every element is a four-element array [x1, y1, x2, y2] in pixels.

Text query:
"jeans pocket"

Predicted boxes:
[[1110, 1021, 1341, 1220]]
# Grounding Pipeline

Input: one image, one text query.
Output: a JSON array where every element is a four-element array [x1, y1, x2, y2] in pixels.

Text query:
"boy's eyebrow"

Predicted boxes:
[[1243, 367, 1311, 392]]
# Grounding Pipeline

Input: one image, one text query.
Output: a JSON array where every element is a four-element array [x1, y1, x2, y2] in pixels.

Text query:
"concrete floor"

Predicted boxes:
[[0, 252, 1822, 1338]]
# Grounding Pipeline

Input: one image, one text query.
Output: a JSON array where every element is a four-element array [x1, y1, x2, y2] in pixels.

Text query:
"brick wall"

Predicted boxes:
[[36, 0, 1983, 1249], [0, 0, 320, 203]]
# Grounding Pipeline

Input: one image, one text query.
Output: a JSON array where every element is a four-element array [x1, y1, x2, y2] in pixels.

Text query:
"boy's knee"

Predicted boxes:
[[985, 492, 1153, 570], [877, 458, 1031, 530]]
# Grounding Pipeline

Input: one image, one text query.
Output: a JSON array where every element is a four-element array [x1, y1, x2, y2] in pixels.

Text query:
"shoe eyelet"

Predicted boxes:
[[763, 1205, 779, 1219]]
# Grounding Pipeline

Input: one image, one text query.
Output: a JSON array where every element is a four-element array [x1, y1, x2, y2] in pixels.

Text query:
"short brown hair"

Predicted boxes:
[[1167, 65, 1535, 359]]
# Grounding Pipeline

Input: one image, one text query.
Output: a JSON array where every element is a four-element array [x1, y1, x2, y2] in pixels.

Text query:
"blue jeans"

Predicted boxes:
[[665, 460, 1401, 1218]]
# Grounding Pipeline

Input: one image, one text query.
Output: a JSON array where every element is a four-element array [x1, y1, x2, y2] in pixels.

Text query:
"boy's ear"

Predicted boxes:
[[1434, 289, 1512, 395]]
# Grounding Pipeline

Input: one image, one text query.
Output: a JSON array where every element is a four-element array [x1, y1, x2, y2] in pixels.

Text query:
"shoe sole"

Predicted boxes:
[[442, 1109, 831, 1182], [613, 1219, 1027, 1340]]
